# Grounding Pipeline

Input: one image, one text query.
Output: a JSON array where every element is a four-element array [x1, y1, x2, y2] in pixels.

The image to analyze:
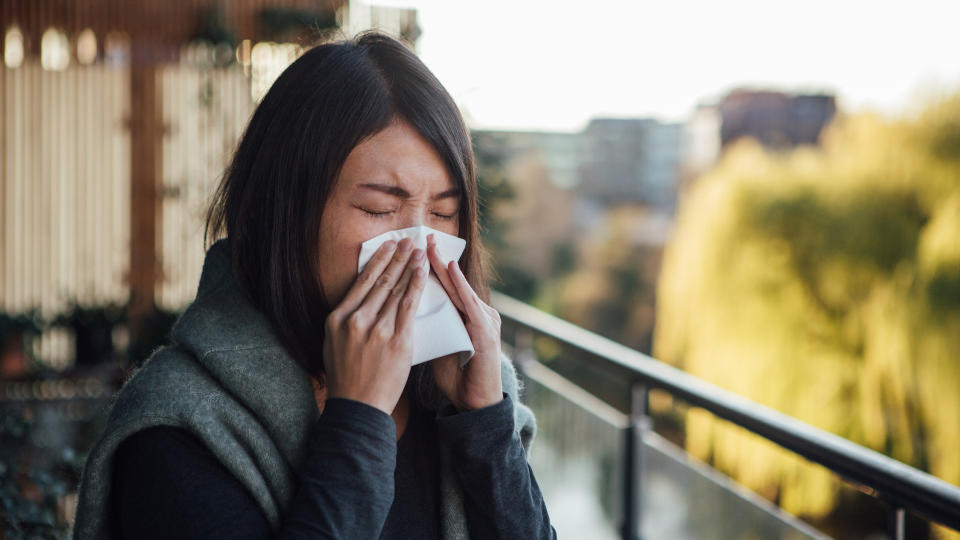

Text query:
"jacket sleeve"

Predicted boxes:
[[279, 397, 398, 538], [111, 397, 397, 540], [435, 392, 557, 539]]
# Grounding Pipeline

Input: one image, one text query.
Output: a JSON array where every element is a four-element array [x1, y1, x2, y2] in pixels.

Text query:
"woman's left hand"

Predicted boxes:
[[426, 233, 503, 412]]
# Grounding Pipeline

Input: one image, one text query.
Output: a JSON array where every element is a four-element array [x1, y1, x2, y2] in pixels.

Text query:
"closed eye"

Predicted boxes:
[[360, 208, 392, 218], [359, 207, 456, 221]]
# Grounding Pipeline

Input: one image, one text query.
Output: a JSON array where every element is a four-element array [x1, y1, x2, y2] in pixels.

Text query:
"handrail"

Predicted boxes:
[[491, 291, 960, 534]]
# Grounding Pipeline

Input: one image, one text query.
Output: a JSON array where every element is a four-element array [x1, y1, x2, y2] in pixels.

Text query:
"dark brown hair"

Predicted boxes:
[[204, 31, 491, 395]]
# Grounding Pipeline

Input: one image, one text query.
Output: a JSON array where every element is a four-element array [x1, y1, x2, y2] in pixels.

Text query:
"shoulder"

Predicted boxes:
[[120, 344, 212, 392], [106, 345, 220, 426]]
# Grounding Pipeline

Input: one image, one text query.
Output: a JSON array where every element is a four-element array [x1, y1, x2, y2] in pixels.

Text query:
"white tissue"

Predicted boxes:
[[357, 225, 476, 368]]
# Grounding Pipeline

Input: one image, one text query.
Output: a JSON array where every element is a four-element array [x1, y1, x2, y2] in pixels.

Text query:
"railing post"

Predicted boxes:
[[889, 507, 905, 540], [623, 381, 650, 540]]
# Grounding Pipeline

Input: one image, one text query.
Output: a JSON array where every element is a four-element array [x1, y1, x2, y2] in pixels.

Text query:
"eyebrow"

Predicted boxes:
[[357, 182, 460, 201]]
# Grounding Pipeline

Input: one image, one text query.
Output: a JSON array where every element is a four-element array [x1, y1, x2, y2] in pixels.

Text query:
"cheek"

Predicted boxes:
[[447, 219, 461, 239], [317, 211, 397, 306], [317, 215, 366, 307]]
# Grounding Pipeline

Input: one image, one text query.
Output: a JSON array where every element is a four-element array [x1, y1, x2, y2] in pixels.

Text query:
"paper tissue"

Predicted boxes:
[[357, 225, 476, 368]]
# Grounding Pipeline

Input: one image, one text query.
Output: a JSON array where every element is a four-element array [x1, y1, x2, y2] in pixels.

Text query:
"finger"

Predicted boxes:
[[356, 237, 416, 317], [395, 262, 427, 335], [448, 259, 484, 325], [426, 234, 465, 313], [376, 248, 424, 330], [336, 240, 397, 315]]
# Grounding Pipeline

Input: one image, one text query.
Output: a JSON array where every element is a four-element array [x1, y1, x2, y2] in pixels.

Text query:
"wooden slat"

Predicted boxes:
[[1, 59, 133, 367], [157, 50, 254, 309], [0, 28, 301, 367]]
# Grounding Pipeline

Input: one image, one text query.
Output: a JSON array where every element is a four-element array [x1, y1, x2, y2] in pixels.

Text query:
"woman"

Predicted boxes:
[[72, 31, 555, 539]]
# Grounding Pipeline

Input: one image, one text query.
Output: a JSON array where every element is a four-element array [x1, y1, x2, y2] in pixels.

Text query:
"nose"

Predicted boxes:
[[398, 206, 428, 229]]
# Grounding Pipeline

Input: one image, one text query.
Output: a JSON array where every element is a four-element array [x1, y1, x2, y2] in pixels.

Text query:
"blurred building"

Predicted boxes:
[[471, 130, 581, 281], [472, 117, 684, 303], [676, 89, 838, 205], [474, 118, 685, 214], [578, 118, 684, 211], [718, 88, 836, 150], [472, 129, 584, 189]]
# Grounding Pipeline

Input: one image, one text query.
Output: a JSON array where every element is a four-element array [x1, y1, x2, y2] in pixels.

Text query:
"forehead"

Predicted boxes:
[[338, 118, 455, 193]]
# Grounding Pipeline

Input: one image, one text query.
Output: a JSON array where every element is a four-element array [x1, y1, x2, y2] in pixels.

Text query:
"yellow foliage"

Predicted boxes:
[[655, 89, 960, 534]]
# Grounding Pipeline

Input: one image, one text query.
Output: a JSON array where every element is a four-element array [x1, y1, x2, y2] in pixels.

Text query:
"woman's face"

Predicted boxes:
[[317, 117, 461, 307]]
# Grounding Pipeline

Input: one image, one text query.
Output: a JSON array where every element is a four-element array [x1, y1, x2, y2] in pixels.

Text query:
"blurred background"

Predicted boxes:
[[1, 1, 958, 538]]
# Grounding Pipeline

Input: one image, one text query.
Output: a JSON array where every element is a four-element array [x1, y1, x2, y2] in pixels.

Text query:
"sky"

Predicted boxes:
[[369, 0, 960, 132]]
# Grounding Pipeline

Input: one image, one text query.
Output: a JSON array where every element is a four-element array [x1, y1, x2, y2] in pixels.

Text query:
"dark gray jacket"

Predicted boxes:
[[71, 238, 539, 539]]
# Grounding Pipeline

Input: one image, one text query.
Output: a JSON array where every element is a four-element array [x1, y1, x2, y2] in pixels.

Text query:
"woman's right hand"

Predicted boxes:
[[322, 237, 427, 415]]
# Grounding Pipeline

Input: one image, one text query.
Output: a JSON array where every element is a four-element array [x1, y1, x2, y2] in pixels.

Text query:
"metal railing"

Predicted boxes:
[[491, 291, 960, 540]]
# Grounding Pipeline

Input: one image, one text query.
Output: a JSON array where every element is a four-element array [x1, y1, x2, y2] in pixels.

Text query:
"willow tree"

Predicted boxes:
[[655, 92, 960, 536]]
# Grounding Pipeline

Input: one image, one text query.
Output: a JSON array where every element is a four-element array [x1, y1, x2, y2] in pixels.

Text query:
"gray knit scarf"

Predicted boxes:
[[71, 238, 537, 539]]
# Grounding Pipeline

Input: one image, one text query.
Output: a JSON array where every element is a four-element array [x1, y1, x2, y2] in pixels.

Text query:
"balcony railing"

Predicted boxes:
[[491, 291, 960, 540]]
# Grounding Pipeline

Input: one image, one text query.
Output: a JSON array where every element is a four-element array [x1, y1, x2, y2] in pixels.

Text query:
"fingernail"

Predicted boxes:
[[412, 249, 424, 261], [400, 238, 413, 251], [382, 240, 396, 251]]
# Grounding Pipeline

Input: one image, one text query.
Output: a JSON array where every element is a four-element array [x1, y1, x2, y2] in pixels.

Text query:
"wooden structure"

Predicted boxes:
[[0, 0, 345, 345]]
